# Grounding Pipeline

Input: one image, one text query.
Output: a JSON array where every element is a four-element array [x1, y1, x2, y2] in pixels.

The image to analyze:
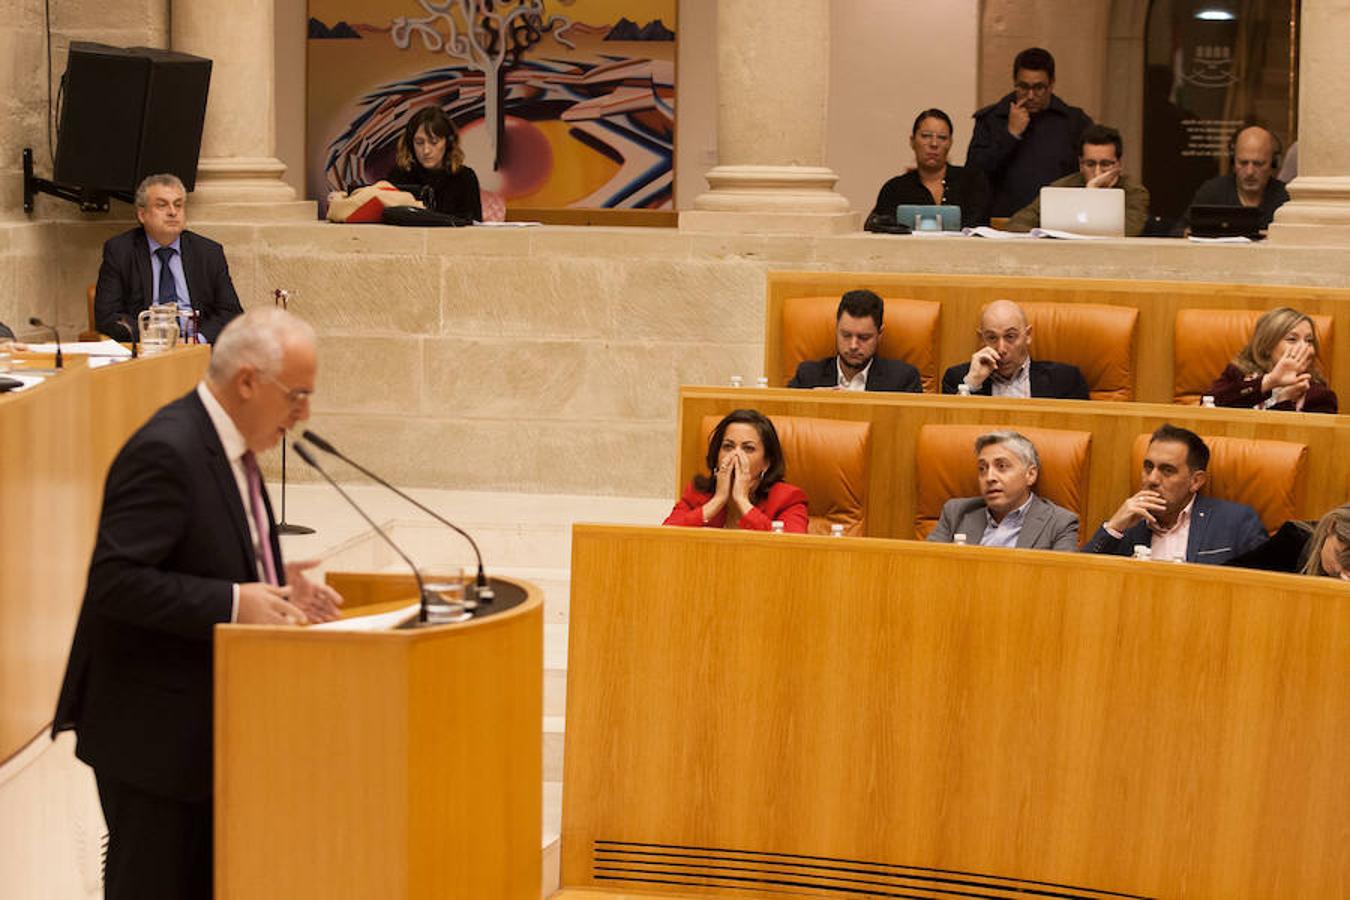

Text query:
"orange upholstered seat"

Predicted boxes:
[[913, 424, 1092, 540], [1129, 433, 1306, 533], [701, 413, 872, 536], [1015, 301, 1139, 401], [80, 283, 103, 341], [1173, 309, 1335, 405], [777, 295, 940, 392]]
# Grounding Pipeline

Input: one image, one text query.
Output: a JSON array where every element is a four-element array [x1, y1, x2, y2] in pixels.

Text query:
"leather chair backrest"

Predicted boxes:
[[1129, 433, 1307, 533], [914, 424, 1092, 540], [778, 295, 941, 392], [1173, 308, 1335, 404], [700, 413, 872, 535], [1015, 301, 1139, 401]]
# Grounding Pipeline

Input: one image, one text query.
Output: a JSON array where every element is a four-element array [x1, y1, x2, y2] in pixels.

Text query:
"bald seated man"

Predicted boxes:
[[941, 299, 1090, 399], [1176, 125, 1289, 233], [53, 307, 343, 900]]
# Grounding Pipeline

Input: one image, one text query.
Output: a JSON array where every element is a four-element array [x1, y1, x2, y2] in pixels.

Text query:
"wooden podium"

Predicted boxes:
[[215, 576, 542, 899]]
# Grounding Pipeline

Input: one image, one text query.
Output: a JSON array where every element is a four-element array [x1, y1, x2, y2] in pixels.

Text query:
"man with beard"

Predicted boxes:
[[787, 289, 923, 392]]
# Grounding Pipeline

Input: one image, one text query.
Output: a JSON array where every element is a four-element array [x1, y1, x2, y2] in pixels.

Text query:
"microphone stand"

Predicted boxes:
[[271, 288, 314, 536]]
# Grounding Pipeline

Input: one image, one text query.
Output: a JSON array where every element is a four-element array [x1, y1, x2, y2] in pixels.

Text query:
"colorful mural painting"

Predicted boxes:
[[306, 0, 676, 215]]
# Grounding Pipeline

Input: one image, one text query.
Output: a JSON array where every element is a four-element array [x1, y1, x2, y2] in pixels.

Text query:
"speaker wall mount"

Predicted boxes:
[[23, 147, 117, 213]]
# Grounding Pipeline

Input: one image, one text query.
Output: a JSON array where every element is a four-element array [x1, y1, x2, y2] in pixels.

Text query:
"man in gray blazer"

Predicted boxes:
[[927, 430, 1079, 550]]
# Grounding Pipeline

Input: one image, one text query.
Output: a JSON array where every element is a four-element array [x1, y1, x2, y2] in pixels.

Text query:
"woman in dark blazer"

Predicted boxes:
[[664, 409, 809, 533], [388, 106, 483, 221], [866, 107, 991, 230]]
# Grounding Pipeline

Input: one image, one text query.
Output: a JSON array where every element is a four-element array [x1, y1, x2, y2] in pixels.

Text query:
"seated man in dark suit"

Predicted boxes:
[[1174, 125, 1289, 234], [1083, 424, 1266, 564], [787, 289, 922, 392], [927, 430, 1079, 550], [94, 173, 243, 344], [942, 299, 1089, 398]]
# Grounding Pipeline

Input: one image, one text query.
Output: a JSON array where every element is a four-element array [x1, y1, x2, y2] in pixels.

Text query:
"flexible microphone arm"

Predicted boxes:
[[301, 428, 493, 603], [27, 317, 63, 368], [293, 441, 433, 624], [113, 316, 139, 358]]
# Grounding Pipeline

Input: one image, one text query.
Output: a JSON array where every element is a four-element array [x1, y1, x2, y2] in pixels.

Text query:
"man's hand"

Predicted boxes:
[[965, 346, 1000, 391], [1007, 99, 1031, 138], [1107, 490, 1168, 534], [283, 559, 344, 623], [237, 582, 307, 625], [1087, 168, 1120, 189]]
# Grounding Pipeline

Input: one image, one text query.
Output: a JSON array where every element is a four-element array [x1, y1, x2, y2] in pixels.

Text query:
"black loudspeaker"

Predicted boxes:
[[54, 43, 212, 195]]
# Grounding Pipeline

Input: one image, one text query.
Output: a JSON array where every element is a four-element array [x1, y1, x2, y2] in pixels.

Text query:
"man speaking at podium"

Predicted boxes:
[[52, 307, 341, 899]]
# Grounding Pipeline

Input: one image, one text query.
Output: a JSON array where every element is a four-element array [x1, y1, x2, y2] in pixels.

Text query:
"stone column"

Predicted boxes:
[[680, 0, 854, 234], [171, 0, 313, 220], [1269, 0, 1350, 245]]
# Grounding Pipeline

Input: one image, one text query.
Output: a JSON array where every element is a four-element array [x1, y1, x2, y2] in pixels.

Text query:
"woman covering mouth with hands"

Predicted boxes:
[[663, 409, 809, 532], [1206, 307, 1338, 413]]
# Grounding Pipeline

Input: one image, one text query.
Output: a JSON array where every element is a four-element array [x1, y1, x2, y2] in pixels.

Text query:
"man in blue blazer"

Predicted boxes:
[[52, 308, 341, 899], [93, 173, 243, 344], [1083, 424, 1267, 564], [788, 289, 923, 393]]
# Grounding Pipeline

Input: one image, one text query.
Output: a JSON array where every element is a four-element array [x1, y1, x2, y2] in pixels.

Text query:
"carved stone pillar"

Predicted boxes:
[[680, 0, 854, 234], [1269, 0, 1350, 245], [172, 0, 313, 220]]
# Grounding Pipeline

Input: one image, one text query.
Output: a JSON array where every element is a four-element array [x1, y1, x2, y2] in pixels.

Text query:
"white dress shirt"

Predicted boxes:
[[990, 356, 1032, 398], [836, 357, 874, 392]]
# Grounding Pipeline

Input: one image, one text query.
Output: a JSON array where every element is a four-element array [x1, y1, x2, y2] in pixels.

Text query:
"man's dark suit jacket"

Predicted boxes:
[[941, 359, 1090, 399], [94, 227, 243, 344], [1081, 494, 1267, 565], [53, 389, 284, 802], [788, 356, 923, 392], [0, 321, 13, 339]]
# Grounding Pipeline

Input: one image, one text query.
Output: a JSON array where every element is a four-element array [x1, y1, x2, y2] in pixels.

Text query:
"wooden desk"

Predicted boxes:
[[0, 347, 209, 763], [558, 525, 1350, 899], [678, 387, 1350, 540]]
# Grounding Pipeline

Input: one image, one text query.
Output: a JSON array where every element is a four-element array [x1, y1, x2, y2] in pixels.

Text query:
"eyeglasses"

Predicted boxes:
[[260, 371, 314, 406], [1014, 82, 1051, 95]]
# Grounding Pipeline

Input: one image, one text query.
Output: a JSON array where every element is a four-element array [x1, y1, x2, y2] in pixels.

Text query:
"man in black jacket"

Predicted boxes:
[[788, 289, 923, 393], [968, 47, 1094, 218], [52, 307, 341, 899], [94, 173, 243, 344], [942, 299, 1089, 399], [1174, 125, 1289, 234]]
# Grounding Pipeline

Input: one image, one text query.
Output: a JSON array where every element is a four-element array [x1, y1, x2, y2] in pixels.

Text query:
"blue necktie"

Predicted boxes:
[[154, 246, 177, 304]]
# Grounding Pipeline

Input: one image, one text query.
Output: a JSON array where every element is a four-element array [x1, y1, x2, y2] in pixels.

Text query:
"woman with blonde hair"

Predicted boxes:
[[1207, 307, 1338, 413], [389, 106, 482, 221], [1302, 503, 1350, 578]]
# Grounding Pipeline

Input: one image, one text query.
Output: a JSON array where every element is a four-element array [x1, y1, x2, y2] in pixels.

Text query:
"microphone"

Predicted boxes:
[[28, 317, 63, 369], [293, 441, 435, 625], [301, 428, 494, 604], [112, 316, 138, 358]]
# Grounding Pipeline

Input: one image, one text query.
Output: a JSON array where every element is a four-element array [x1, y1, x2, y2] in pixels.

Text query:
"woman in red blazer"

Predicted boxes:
[[1207, 307, 1338, 413], [664, 409, 809, 533]]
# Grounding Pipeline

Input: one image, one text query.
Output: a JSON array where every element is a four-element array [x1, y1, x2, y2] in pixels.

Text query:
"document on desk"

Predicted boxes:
[[24, 340, 133, 357], [964, 226, 1036, 239], [309, 602, 421, 631]]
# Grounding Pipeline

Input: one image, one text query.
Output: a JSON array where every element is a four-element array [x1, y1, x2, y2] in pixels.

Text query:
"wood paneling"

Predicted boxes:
[[558, 525, 1350, 899], [764, 271, 1350, 404], [0, 347, 209, 763], [216, 581, 542, 900], [678, 387, 1350, 541]]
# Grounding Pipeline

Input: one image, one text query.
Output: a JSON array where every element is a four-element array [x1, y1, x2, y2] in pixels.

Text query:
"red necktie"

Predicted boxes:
[[241, 451, 278, 585]]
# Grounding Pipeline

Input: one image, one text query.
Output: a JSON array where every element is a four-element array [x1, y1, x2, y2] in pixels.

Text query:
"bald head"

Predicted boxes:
[[977, 300, 1033, 378], [1233, 126, 1278, 204]]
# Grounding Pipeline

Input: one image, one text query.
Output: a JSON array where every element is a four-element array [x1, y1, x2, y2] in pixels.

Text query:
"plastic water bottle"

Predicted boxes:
[[1132, 545, 1152, 560], [1201, 395, 1216, 408], [756, 376, 769, 389], [729, 375, 743, 388], [770, 520, 785, 534], [829, 523, 844, 538], [953, 533, 968, 546], [957, 383, 972, 396]]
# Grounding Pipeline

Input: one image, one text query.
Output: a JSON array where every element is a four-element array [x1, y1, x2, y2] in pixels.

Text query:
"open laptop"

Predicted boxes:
[[1040, 187, 1125, 236], [894, 204, 962, 232], [1188, 204, 1264, 238]]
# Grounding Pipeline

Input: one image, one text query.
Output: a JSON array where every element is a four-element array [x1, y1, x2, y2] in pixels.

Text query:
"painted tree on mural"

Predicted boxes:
[[391, 0, 576, 169]]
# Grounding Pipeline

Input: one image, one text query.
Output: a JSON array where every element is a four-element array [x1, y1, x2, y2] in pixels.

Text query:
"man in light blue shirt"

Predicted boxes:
[[927, 430, 1079, 551]]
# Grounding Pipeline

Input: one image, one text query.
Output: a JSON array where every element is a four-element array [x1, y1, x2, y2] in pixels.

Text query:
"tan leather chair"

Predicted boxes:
[[913, 423, 1092, 540], [1013, 301, 1139, 401], [80, 284, 104, 342], [777, 295, 940, 392], [700, 413, 872, 535], [1173, 308, 1335, 405], [1129, 433, 1307, 533]]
